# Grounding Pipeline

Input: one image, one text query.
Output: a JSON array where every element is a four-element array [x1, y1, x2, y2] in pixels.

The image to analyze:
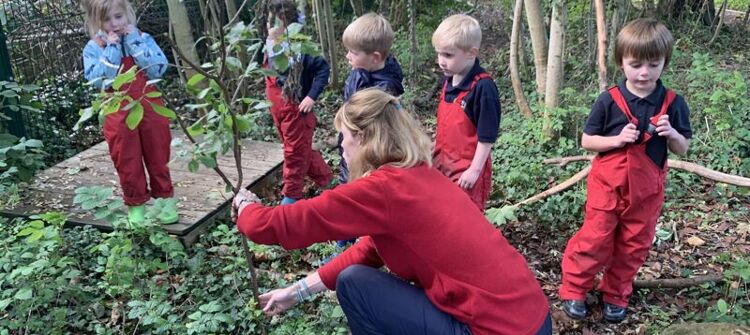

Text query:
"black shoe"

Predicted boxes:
[[602, 303, 627, 323], [562, 300, 588, 320]]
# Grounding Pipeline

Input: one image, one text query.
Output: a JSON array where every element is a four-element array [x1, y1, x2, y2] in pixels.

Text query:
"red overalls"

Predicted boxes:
[[433, 73, 493, 211], [559, 86, 676, 307], [103, 55, 173, 206], [265, 76, 332, 199]]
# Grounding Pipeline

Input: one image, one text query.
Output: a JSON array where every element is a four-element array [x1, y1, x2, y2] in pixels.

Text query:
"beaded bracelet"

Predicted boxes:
[[294, 278, 312, 303]]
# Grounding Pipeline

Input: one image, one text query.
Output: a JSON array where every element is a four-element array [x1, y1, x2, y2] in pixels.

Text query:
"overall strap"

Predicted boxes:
[[455, 72, 492, 102], [608, 86, 636, 123]]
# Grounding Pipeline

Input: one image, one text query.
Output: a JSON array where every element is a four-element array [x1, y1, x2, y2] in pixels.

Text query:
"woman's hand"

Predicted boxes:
[[259, 285, 298, 316], [232, 189, 261, 221]]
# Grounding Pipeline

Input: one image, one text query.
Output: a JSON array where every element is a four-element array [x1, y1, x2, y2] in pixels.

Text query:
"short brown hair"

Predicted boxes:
[[81, 0, 137, 39], [432, 14, 481, 51], [614, 18, 674, 68], [268, 0, 299, 26], [334, 88, 432, 180], [342, 13, 394, 55]]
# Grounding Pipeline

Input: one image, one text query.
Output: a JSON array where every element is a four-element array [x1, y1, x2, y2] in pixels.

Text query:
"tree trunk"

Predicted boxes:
[[607, 0, 627, 68], [594, 0, 608, 92], [225, 0, 239, 22], [745, 2, 750, 26], [408, 0, 417, 89], [323, 0, 338, 87], [510, 0, 533, 117], [166, 0, 199, 84], [709, 0, 728, 45], [543, 0, 566, 138], [378, 0, 391, 17], [524, 0, 547, 96], [350, 0, 364, 16]]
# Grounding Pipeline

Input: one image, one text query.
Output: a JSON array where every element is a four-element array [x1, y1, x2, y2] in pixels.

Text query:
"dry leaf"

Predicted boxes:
[[686, 236, 705, 246]]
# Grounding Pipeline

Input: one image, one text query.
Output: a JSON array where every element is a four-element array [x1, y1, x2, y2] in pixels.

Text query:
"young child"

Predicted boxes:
[[339, 12, 404, 184], [265, 0, 333, 205], [81, 0, 177, 224], [559, 18, 692, 323], [431, 14, 501, 211]]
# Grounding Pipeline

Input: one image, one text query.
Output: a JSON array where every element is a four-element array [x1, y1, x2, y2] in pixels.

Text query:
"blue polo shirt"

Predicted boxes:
[[441, 59, 501, 143], [343, 55, 404, 101], [584, 80, 692, 168]]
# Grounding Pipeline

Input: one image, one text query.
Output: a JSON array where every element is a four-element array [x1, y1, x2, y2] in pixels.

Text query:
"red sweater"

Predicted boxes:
[[238, 164, 549, 335]]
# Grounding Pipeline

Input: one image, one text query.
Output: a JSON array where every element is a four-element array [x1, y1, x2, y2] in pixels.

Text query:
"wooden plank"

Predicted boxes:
[[1, 133, 285, 244]]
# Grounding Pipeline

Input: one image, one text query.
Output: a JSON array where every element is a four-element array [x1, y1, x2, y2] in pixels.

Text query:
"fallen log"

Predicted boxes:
[[633, 274, 724, 289]]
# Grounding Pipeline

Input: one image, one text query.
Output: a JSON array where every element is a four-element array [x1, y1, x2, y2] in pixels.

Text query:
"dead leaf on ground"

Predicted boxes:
[[686, 236, 705, 246]]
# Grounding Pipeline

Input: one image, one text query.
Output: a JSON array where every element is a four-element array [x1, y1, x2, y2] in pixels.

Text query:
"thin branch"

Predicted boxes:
[[633, 274, 724, 289], [543, 155, 750, 186], [515, 165, 591, 206], [225, 0, 252, 29]]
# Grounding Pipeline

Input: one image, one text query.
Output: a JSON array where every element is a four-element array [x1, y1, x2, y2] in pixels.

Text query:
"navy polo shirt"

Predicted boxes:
[[442, 59, 501, 143], [275, 54, 330, 101], [584, 80, 692, 168], [343, 55, 405, 102]]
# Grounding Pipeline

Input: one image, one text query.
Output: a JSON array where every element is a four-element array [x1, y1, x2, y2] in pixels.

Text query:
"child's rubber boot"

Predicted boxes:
[[280, 196, 297, 205], [602, 302, 627, 323], [562, 300, 588, 320], [128, 205, 146, 224], [155, 198, 179, 224]]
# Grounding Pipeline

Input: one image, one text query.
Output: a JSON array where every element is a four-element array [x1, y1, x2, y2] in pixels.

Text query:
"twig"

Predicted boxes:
[[225, 0, 251, 29]]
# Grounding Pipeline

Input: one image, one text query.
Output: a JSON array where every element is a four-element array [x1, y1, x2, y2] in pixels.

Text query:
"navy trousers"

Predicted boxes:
[[335, 265, 553, 335]]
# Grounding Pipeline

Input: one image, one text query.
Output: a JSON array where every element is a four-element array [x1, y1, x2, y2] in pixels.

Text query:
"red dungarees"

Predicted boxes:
[[265, 76, 332, 199], [433, 73, 493, 211], [559, 86, 676, 307], [103, 55, 173, 206]]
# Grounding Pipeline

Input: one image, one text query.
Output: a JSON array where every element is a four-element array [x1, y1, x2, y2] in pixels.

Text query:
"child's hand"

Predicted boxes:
[[457, 168, 481, 190], [655, 115, 677, 139], [616, 123, 639, 147], [299, 97, 315, 114], [106, 31, 120, 44]]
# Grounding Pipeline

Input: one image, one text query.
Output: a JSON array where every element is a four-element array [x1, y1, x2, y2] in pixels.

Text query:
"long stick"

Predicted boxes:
[[633, 274, 724, 289]]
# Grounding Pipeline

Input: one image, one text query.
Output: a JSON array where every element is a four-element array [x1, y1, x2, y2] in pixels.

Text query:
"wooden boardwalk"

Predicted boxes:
[[1, 133, 283, 245]]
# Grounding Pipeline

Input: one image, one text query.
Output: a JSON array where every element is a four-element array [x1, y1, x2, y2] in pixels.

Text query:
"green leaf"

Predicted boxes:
[[145, 91, 162, 98], [199, 155, 217, 169], [197, 87, 212, 100], [285, 23, 303, 36], [126, 103, 144, 130], [112, 66, 137, 90], [187, 121, 205, 137], [188, 160, 199, 172], [187, 73, 206, 88], [716, 299, 728, 314], [225, 57, 242, 71], [271, 55, 289, 73], [15, 287, 32, 300], [150, 102, 176, 119], [0, 298, 11, 311]]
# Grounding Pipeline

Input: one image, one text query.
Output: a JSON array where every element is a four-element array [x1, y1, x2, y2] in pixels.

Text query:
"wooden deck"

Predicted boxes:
[[1, 133, 283, 245]]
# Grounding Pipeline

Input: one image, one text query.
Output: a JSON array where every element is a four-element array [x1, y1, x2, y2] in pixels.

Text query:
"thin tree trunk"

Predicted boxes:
[[594, 0, 608, 92], [225, 0, 239, 22], [510, 0, 533, 117], [322, 0, 338, 87], [524, 0, 547, 96], [378, 0, 391, 17], [543, 1, 566, 138], [408, 0, 417, 89], [166, 0, 199, 85], [607, 0, 627, 69], [709, 0, 728, 45], [587, 0, 595, 68], [350, 0, 364, 16], [745, 2, 750, 26]]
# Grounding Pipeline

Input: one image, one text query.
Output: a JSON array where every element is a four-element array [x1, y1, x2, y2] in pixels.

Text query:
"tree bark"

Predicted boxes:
[[323, 0, 338, 87], [225, 0, 239, 22], [709, 0, 728, 45], [166, 0, 199, 85], [543, 0, 566, 138], [543, 155, 750, 187], [510, 0, 533, 117], [524, 0, 547, 96], [408, 0, 417, 89], [633, 275, 724, 289], [350, 0, 364, 16], [378, 0, 391, 17], [607, 0, 627, 68], [745, 2, 750, 26], [594, 0, 608, 92]]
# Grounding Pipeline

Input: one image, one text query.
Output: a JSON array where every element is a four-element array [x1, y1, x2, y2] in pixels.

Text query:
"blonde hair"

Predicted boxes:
[[432, 14, 482, 51], [615, 18, 674, 68], [342, 13, 394, 56], [81, 0, 137, 38], [334, 88, 432, 180]]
